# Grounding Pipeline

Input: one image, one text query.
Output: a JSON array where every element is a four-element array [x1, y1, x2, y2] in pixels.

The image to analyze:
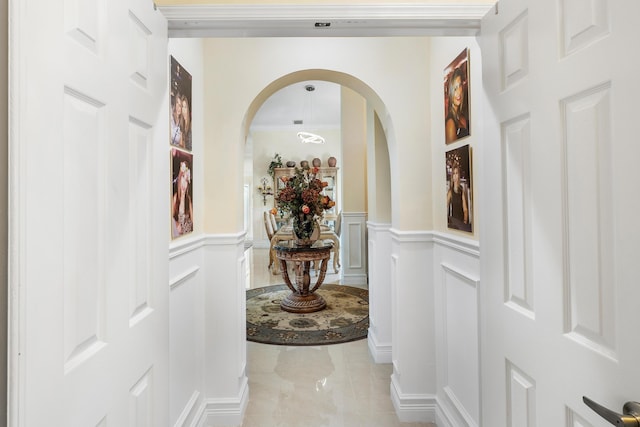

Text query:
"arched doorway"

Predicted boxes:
[[242, 68, 394, 361]]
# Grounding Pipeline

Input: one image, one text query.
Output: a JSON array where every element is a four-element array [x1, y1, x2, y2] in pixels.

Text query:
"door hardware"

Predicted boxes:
[[583, 396, 640, 426]]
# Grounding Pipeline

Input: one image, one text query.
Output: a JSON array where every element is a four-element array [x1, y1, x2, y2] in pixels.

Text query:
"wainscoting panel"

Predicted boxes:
[[169, 236, 204, 427], [390, 230, 435, 423], [433, 232, 480, 427], [441, 263, 480, 427], [195, 233, 249, 427], [342, 212, 368, 285], [366, 222, 392, 363]]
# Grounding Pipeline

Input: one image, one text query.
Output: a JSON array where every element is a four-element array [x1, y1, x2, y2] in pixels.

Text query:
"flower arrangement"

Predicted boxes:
[[272, 166, 335, 242]]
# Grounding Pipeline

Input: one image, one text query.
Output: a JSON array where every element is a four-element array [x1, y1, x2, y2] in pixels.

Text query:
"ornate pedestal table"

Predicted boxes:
[[273, 240, 334, 313]]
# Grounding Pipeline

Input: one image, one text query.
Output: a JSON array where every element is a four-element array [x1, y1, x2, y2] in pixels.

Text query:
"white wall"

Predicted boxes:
[[167, 38, 207, 427], [201, 37, 432, 232], [430, 37, 483, 427]]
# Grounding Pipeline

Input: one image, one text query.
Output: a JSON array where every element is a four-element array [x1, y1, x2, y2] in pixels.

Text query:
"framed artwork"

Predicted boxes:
[[444, 48, 470, 144], [170, 56, 193, 151], [171, 148, 194, 239], [446, 144, 472, 233]]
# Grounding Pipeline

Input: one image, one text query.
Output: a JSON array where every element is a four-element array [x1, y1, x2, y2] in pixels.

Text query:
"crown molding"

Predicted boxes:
[[157, 4, 494, 37]]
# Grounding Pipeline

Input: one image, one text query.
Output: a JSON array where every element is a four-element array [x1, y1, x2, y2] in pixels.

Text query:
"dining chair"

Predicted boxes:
[[334, 211, 342, 237], [269, 211, 278, 233], [263, 211, 275, 269]]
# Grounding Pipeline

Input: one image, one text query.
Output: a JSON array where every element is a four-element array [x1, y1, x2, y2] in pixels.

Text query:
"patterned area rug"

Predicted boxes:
[[246, 284, 369, 346]]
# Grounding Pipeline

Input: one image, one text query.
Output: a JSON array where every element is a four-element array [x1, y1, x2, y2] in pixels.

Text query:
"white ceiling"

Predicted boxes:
[[250, 80, 341, 131]]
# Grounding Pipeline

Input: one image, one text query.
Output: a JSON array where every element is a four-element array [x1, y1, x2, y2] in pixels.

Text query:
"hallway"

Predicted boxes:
[[239, 247, 434, 427]]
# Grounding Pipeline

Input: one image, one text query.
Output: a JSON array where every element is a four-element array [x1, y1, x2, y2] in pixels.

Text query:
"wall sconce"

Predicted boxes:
[[257, 177, 273, 206]]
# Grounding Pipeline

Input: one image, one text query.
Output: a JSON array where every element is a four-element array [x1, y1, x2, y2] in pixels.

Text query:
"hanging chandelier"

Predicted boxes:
[[297, 84, 325, 144], [297, 131, 325, 144]]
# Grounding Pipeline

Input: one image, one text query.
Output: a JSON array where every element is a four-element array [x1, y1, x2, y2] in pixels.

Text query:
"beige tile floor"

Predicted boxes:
[[238, 246, 435, 427]]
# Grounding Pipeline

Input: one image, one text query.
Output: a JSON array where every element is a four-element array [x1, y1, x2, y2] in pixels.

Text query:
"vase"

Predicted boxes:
[[312, 157, 321, 167], [293, 215, 319, 247], [327, 156, 337, 167], [286, 161, 296, 167], [300, 160, 309, 168]]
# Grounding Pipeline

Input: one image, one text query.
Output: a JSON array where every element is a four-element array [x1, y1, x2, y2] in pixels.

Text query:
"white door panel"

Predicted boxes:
[[480, 0, 640, 426], [10, 0, 168, 425]]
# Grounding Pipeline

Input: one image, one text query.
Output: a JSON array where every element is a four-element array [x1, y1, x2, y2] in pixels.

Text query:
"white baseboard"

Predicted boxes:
[[367, 328, 392, 364], [390, 375, 437, 423], [195, 378, 249, 427], [341, 273, 367, 286]]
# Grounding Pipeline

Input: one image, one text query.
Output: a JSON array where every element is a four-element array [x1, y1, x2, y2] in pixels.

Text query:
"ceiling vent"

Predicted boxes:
[[293, 119, 303, 125]]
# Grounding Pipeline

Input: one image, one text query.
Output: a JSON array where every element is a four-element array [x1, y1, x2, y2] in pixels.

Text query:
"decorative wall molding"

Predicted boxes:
[[367, 221, 392, 232], [169, 232, 248, 259], [157, 4, 493, 38], [367, 330, 392, 364], [169, 265, 200, 291], [203, 232, 247, 247], [173, 390, 200, 427], [366, 221, 392, 363], [169, 234, 205, 259], [194, 377, 248, 427], [342, 212, 368, 285], [390, 228, 433, 243], [432, 231, 480, 258], [390, 375, 437, 423], [434, 235, 482, 427]]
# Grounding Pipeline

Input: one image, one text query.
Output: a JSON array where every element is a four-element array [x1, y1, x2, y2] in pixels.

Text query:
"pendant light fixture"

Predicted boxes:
[[297, 84, 325, 144]]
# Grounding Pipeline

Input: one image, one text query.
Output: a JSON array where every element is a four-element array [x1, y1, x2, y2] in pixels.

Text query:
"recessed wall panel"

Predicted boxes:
[[561, 84, 615, 359], [502, 116, 534, 317], [64, 0, 101, 52], [443, 264, 480, 424], [129, 118, 153, 327], [500, 11, 529, 90], [129, 11, 151, 88], [347, 223, 363, 269], [63, 88, 106, 372], [506, 361, 536, 427], [560, 0, 609, 56]]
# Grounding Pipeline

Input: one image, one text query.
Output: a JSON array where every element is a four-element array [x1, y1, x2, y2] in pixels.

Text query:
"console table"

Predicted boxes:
[[273, 240, 334, 313]]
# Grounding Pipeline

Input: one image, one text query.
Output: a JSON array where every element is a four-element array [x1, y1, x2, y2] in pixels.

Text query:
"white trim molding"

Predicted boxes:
[[194, 377, 249, 427], [157, 4, 494, 38], [432, 231, 480, 258], [341, 212, 368, 285], [390, 375, 437, 423], [367, 221, 392, 363], [173, 390, 200, 427]]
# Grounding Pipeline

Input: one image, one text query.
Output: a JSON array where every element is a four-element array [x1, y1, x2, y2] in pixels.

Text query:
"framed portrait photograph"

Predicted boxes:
[[446, 145, 472, 233], [170, 56, 193, 151], [171, 148, 194, 239], [444, 48, 470, 144]]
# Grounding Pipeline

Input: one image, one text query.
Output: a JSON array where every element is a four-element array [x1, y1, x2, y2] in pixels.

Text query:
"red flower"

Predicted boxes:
[[302, 205, 310, 214]]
